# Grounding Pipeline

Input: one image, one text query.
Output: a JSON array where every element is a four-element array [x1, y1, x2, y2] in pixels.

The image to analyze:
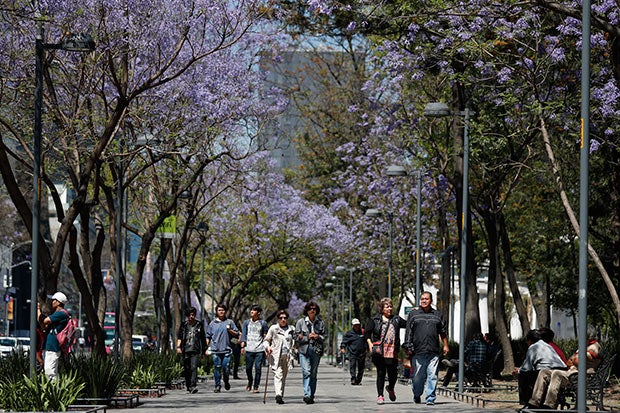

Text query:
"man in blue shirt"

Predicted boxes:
[[42, 291, 70, 379], [206, 304, 240, 392]]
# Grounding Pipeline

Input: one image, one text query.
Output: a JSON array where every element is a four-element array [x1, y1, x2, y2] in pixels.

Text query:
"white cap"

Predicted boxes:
[[48, 292, 68, 304], [352, 318, 361, 325]]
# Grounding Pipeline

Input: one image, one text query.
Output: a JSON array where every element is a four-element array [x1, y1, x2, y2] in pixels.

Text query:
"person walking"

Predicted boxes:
[[42, 292, 71, 379], [340, 318, 367, 385], [403, 291, 449, 406], [295, 301, 325, 404], [365, 297, 407, 405], [264, 309, 295, 404], [176, 307, 208, 394], [240, 304, 269, 393], [206, 304, 240, 393]]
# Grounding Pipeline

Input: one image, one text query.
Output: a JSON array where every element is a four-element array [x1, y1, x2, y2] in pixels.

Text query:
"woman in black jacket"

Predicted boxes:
[[364, 297, 407, 405]]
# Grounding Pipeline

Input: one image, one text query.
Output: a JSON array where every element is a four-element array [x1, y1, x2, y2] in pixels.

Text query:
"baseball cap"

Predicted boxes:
[[48, 292, 68, 304], [352, 318, 361, 325]]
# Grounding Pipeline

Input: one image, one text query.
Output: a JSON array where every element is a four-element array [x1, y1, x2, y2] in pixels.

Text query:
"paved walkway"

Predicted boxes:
[[120, 361, 517, 413]]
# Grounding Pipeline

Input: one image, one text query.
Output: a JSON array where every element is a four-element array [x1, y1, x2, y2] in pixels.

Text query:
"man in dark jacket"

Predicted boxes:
[[340, 318, 367, 385], [403, 291, 449, 406], [176, 307, 208, 393]]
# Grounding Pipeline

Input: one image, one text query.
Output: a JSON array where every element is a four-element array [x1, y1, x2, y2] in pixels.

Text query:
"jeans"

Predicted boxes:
[[183, 352, 199, 390], [412, 352, 439, 403], [245, 351, 264, 389], [299, 349, 320, 398], [213, 352, 231, 387]]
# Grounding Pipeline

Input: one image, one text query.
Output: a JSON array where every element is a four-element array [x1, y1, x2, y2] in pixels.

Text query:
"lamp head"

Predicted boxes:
[[386, 165, 407, 176], [61, 33, 95, 52], [424, 102, 451, 118]]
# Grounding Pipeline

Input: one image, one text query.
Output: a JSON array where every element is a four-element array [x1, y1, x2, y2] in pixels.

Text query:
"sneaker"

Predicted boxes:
[[377, 395, 385, 405], [303, 396, 314, 404], [253, 387, 260, 393], [246, 384, 252, 391], [426, 401, 435, 406], [214, 386, 221, 393], [275, 395, 284, 404], [414, 396, 421, 404], [191, 387, 198, 394], [224, 381, 231, 391], [351, 378, 357, 385], [386, 386, 396, 401]]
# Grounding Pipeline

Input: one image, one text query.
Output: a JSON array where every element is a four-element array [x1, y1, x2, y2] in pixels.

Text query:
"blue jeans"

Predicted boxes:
[[299, 349, 320, 398], [412, 353, 439, 403], [213, 352, 231, 387], [245, 351, 264, 389]]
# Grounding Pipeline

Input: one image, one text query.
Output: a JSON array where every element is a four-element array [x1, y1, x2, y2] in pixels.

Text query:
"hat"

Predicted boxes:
[[352, 318, 361, 325], [48, 292, 67, 304]]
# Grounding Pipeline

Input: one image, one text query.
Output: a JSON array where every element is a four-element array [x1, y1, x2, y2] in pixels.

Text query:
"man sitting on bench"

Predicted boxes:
[[441, 333, 487, 387], [526, 334, 601, 409]]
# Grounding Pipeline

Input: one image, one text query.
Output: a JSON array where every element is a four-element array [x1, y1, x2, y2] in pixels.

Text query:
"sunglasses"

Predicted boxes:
[[308, 307, 317, 311], [278, 316, 288, 320]]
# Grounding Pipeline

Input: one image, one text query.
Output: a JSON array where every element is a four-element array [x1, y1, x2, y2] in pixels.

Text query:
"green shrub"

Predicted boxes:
[[133, 351, 183, 385], [0, 371, 84, 412], [130, 364, 157, 388], [67, 353, 128, 399], [0, 350, 30, 382]]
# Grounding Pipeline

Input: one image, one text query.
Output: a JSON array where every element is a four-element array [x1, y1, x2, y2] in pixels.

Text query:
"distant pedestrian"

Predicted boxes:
[[265, 309, 295, 404], [340, 318, 367, 385], [403, 291, 449, 406], [176, 307, 208, 394], [240, 304, 268, 393], [42, 292, 71, 379], [206, 304, 240, 392], [295, 301, 325, 404], [365, 297, 407, 405]]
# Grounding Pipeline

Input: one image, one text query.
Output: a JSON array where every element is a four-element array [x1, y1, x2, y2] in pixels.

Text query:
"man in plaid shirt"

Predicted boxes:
[[441, 333, 488, 387]]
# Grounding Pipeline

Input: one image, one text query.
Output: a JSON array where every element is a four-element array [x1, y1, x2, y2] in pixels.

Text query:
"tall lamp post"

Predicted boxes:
[[335, 266, 354, 326], [365, 209, 394, 299], [31, 22, 94, 376], [196, 222, 209, 321], [424, 102, 471, 394], [386, 165, 423, 302]]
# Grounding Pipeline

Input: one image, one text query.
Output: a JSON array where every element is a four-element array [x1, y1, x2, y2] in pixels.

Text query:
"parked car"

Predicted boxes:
[[132, 335, 148, 352], [0, 337, 18, 357], [17, 337, 30, 353]]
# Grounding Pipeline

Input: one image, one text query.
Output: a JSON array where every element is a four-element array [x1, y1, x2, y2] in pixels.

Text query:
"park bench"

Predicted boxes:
[[557, 351, 616, 410]]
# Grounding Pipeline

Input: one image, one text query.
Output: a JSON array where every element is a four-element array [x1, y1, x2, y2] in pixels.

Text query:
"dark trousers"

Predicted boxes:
[[245, 351, 264, 389], [518, 370, 540, 404], [183, 352, 199, 390], [373, 356, 398, 396], [349, 355, 365, 384]]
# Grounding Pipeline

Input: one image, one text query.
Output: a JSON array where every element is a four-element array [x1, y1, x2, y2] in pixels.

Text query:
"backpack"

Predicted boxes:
[[56, 309, 78, 354]]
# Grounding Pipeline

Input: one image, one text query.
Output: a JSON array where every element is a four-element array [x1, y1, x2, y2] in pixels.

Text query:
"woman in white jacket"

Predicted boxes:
[[265, 309, 295, 404]]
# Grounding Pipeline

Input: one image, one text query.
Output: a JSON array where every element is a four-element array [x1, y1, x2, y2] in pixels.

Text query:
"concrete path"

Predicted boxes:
[[119, 361, 517, 413]]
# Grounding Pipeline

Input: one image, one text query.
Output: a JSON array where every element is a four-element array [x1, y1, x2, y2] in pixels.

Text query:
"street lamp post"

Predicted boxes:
[[336, 266, 354, 326], [196, 222, 209, 320], [365, 209, 394, 299], [31, 22, 94, 376], [386, 165, 423, 302], [424, 102, 471, 394]]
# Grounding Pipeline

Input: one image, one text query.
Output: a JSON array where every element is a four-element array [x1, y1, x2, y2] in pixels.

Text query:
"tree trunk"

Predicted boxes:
[[540, 116, 620, 330]]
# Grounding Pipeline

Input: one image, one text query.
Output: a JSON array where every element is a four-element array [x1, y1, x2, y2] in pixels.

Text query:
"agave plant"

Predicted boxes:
[[0, 371, 84, 411], [67, 353, 128, 399]]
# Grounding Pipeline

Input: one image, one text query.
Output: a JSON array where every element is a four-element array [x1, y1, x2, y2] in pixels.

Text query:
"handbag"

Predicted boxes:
[[371, 341, 383, 356], [371, 319, 387, 357], [309, 338, 324, 357]]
